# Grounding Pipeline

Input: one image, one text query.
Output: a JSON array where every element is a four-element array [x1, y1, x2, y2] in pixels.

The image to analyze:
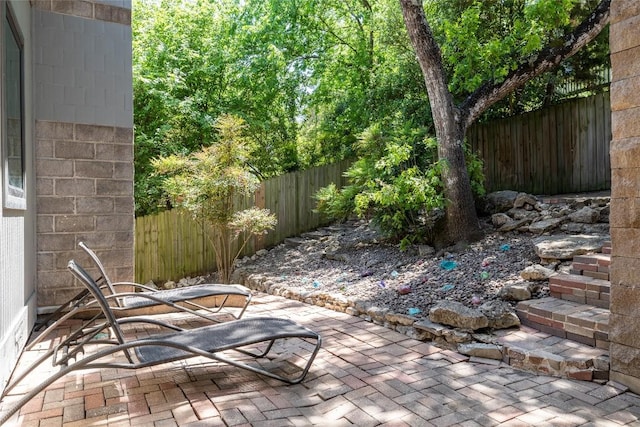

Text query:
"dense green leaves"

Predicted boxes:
[[134, 0, 610, 247], [425, 0, 610, 115], [153, 115, 277, 283], [315, 120, 485, 246]]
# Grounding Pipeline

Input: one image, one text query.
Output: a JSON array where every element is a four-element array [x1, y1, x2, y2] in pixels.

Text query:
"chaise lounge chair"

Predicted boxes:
[[0, 260, 321, 425], [30, 242, 253, 349]]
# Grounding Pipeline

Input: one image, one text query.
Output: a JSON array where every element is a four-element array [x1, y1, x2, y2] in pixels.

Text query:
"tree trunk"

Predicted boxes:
[[399, 0, 610, 245], [399, 0, 481, 245]]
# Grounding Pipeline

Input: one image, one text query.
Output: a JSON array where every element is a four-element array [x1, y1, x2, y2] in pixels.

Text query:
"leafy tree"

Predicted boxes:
[[398, 0, 610, 244], [152, 115, 277, 284], [316, 118, 484, 248], [133, 0, 311, 215]]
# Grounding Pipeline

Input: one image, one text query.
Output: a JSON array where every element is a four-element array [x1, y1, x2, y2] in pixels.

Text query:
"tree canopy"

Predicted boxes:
[[133, 0, 610, 238]]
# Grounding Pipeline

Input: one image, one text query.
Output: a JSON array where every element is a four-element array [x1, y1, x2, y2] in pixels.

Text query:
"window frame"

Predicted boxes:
[[2, 2, 25, 210]]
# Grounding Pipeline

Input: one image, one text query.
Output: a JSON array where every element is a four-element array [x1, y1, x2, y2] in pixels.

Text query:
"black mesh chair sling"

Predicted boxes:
[[30, 242, 253, 350], [0, 260, 321, 425]]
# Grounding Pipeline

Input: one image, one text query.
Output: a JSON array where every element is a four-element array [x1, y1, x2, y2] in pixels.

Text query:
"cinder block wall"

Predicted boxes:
[[33, 1, 134, 307], [609, 0, 640, 392]]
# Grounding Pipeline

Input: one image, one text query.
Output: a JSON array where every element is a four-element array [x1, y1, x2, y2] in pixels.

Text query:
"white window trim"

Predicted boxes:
[[2, 1, 25, 210]]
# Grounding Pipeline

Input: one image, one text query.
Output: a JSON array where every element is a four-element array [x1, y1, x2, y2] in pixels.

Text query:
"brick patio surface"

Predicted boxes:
[[2, 293, 640, 426]]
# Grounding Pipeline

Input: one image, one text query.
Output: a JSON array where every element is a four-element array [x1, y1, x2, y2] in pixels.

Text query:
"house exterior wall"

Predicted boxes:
[[0, 0, 37, 396], [32, 0, 134, 308], [609, 0, 640, 393]]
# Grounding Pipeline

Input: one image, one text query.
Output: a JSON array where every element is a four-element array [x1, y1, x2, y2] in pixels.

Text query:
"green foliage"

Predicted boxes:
[[315, 120, 484, 246], [425, 0, 610, 115], [133, 0, 309, 215], [153, 114, 277, 283]]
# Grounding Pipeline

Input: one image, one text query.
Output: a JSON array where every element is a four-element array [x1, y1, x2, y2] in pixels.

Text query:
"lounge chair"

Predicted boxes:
[[0, 260, 321, 425], [30, 242, 252, 349]]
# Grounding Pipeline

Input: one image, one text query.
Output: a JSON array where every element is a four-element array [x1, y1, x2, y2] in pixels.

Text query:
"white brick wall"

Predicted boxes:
[[33, 9, 132, 127]]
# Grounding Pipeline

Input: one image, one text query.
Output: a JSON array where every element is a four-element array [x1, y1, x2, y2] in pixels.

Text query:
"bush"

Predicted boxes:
[[316, 120, 484, 248], [153, 114, 277, 283]]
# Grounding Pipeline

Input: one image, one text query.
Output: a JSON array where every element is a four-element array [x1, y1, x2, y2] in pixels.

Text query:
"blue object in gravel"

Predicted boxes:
[[439, 260, 458, 270]]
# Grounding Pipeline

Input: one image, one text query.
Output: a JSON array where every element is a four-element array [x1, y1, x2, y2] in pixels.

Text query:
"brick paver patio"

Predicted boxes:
[[2, 292, 640, 426]]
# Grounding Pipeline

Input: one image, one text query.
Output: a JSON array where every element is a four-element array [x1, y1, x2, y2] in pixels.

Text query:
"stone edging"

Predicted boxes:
[[238, 270, 610, 383]]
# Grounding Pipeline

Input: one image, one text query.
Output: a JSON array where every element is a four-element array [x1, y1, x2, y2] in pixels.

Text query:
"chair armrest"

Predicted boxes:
[[111, 281, 158, 292]]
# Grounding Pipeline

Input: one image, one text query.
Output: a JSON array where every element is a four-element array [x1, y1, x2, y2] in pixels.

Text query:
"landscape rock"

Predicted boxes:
[[533, 234, 610, 261], [480, 300, 521, 329], [487, 191, 610, 236], [561, 223, 610, 235], [485, 190, 519, 213], [514, 193, 539, 210], [507, 208, 540, 221], [528, 217, 566, 234], [457, 343, 503, 360], [520, 264, 556, 281], [429, 301, 489, 330], [491, 213, 511, 227], [498, 283, 533, 301], [569, 207, 600, 224], [499, 218, 531, 232], [414, 319, 448, 337]]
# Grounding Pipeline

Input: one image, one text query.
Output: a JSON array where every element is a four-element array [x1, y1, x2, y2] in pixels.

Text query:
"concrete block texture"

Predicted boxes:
[[36, 120, 134, 306], [609, 0, 640, 394], [34, 7, 132, 127], [611, 0, 640, 26]]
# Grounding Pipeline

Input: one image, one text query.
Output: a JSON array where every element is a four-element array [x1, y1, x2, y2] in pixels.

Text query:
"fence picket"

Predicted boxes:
[[135, 159, 351, 283], [468, 92, 611, 194]]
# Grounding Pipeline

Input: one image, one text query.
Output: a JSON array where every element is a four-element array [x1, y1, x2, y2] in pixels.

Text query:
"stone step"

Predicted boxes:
[[495, 325, 610, 382], [516, 297, 609, 349], [549, 273, 610, 308], [571, 253, 611, 281]]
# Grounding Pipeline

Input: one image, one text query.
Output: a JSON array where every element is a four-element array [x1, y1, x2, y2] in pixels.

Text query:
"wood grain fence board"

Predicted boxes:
[[469, 92, 611, 194], [547, 106, 558, 195], [134, 160, 354, 284]]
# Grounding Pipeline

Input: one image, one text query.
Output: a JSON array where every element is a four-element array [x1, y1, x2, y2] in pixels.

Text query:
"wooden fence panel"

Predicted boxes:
[[135, 159, 351, 283], [468, 92, 611, 194]]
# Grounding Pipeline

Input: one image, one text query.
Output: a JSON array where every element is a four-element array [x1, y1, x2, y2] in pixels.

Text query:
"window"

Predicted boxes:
[[3, 4, 24, 209]]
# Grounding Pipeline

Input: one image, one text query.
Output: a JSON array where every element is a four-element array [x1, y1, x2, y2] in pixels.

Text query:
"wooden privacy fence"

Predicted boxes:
[[135, 159, 351, 283], [467, 91, 611, 195]]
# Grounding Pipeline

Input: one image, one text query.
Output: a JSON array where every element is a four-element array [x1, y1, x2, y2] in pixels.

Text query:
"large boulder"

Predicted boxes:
[[484, 190, 519, 214], [533, 234, 610, 261], [569, 206, 600, 224], [513, 193, 539, 210], [429, 301, 489, 330]]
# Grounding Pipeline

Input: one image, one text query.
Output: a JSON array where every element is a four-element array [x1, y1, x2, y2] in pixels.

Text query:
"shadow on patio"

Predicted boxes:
[[2, 292, 640, 426]]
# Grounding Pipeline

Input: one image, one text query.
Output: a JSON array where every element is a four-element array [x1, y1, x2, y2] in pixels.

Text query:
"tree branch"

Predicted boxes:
[[460, 0, 610, 128]]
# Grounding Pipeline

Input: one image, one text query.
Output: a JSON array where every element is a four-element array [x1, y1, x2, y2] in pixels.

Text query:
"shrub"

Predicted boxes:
[[153, 114, 277, 283], [316, 120, 484, 248]]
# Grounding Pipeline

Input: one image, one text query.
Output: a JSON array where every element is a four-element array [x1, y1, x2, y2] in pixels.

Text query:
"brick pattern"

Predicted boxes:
[[30, 0, 131, 25], [35, 120, 134, 306], [517, 298, 610, 350], [518, 239, 612, 353], [2, 293, 640, 426], [550, 248, 611, 309]]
